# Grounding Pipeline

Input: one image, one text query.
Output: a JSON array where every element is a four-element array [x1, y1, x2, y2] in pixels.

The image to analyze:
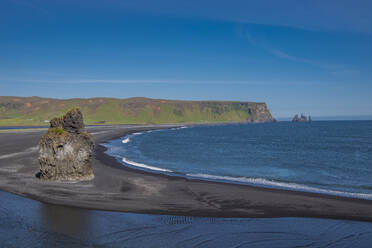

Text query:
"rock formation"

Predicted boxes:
[[292, 114, 310, 123], [38, 108, 94, 181]]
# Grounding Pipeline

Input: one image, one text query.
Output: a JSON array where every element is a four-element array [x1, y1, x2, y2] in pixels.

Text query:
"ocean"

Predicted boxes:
[[104, 121, 372, 200]]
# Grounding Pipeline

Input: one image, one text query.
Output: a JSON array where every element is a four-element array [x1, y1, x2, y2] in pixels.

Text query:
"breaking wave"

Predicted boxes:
[[186, 173, 372, 200], [122, 156, 173, 172]]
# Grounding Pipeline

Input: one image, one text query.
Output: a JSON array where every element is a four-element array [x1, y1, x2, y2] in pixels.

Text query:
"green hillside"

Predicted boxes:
[[0, 96, 275, 126]]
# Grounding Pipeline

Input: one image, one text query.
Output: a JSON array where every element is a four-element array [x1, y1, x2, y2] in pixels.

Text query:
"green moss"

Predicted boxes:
[[51, 126, 65, 135]]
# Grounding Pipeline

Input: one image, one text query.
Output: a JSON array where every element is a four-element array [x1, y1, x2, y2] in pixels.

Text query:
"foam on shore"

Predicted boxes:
[[122, 157, 172, 172], [120, 126, 187, 145], [118, 154, 372, 200], [186, 173, 372, 200]]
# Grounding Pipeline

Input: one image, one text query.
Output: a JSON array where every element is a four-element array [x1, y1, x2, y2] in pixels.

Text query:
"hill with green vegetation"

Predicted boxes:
[[0, 96, 275, 126]]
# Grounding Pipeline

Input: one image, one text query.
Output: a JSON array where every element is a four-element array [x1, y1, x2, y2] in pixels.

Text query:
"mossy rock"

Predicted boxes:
[[38, 108, 94, 181]]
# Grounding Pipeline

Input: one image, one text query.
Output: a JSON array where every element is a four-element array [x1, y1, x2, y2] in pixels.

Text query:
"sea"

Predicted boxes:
[[104, 121, 372, 200], [2, 121, 372, 247]]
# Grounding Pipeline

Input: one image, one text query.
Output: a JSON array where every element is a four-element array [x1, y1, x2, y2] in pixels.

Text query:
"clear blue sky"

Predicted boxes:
[[1, 0, 372, 118]]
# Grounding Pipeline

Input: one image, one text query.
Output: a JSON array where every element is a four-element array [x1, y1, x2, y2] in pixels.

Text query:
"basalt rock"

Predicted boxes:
[[292, 114, 310, 123], [38, 108, 94, 181], [62, 108, 84, 134], [292, 114, 300, 122]]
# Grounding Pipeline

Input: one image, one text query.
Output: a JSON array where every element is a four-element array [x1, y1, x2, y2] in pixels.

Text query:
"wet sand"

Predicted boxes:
[[2, 189, 372, 248], [1, 125, 372, 221]]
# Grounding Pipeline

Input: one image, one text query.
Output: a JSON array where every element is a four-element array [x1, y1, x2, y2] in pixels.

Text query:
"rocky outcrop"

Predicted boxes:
[[292, 114, 310, 123], [38, 108, 94, 181]]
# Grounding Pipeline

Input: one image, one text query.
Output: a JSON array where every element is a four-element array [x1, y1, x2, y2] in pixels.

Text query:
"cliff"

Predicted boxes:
[[0, 96, 275, 125]]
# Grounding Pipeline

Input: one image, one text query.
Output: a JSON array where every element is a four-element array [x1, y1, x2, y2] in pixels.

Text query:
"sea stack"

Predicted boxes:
[[38, 108, 94, 181], [292, 114, 308, 123]]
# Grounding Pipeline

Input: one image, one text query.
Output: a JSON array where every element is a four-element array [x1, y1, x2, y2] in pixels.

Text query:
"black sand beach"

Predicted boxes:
[[1, 125, 372, 222]]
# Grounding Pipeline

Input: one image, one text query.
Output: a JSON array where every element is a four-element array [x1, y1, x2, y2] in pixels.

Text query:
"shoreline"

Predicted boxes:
[[108, 127, 372, 201], [1, 124, 372, 221]]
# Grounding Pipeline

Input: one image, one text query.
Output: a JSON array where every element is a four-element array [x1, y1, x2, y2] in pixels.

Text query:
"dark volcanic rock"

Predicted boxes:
[[62, 108, 84, 134], [50, 117, 62, 128], [38, 108, 94, 181], [292, 114, 300, 122], [292, 114, 309, 123]]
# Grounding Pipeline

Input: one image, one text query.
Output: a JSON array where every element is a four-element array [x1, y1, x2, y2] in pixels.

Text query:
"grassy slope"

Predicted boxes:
[[0, 96, 275, 126]]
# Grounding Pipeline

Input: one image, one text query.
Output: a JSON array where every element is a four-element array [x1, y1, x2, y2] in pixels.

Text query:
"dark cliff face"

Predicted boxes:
[[38, 108, 94, 181], [248, 103, 276, 123]]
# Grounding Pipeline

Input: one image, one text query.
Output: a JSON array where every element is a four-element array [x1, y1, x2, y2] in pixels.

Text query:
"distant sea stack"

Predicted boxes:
[[0, 96, 276, 125], [38, 108, 94, 181], [292, 114, 312, 123]]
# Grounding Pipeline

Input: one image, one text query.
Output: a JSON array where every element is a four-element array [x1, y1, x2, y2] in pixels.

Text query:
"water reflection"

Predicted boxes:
[[1, 190, 372, 247], [38, 204, 92, 238]]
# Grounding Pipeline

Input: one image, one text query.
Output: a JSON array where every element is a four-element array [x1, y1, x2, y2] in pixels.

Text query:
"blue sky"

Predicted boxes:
[[1, 0, 372, 118]]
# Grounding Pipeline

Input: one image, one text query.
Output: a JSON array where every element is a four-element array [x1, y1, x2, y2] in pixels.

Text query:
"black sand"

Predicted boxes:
[[1, 125, 372, 221]]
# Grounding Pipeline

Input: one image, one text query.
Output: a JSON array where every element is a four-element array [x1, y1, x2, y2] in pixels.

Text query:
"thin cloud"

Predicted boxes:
[[1, 78, 257, 84], [267, 48, 313, 64], [117, 0, 372, 34], [245, 31, 355, 72], [0, 78, 312, 86]]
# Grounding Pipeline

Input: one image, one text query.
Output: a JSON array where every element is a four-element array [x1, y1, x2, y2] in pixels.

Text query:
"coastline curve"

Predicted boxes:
[[1, 124, 372, 221]]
